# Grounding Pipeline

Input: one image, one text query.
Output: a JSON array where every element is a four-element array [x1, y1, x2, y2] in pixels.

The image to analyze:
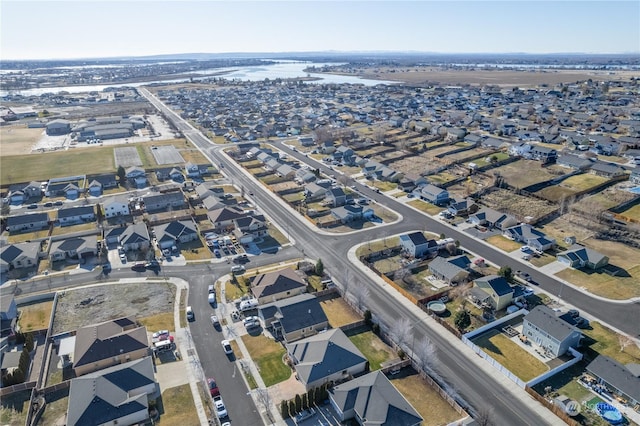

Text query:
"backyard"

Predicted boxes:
[[471, 329, 548, 381], [320, 295, 362, 327], [348, 329, 397, 371], [17, 300, 54, 331], [535, 174, 610, 202], [0, 390, 30, 426], [581, 322, 640, 366], [619, 202, 640, 222], [492, 160, 557, 189], [241, 334, 291, 387], [390, 370, 463, 426]]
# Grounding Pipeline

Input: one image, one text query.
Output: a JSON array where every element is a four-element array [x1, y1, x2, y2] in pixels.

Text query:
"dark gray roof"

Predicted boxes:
[[286, 329, 366, 385], [154, 220, 197, 243], [428, 256, 468, 281], [1, 351, 21, 370], [260, 293, 327, 334], [251, 268, 307, 299], [558, 244, 608, 266], [404, 231, 428, 247], [587, 355, 640, 403], [120, 223, 150, 246], [475, 275, 513, 296], [7, 213, 48, 226], [57, 205, 95, 219], [0, 241, 40, 265], [524, 305, 579, 342], [330, 370, 422, 426]]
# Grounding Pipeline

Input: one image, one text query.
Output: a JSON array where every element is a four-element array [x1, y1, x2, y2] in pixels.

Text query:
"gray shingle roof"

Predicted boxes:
[[475, 275, 513, 296], [251, 268, 307, 299], [524, 305, 578, 342], [587, 355, 640, 403]]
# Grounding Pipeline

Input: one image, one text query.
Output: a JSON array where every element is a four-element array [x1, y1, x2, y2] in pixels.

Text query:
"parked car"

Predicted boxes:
[[186, 306, 194, 321], [567, 309, 580, 318], [145, 260, 160, 271], [211, 315, 220, 327], [520, 246, 532, 253], [208, 293, 216, 305], [516, 270, 532, 282], [207, 378, 220, 397], [54, 200, 63, 206], [43, 202, 53, 207], [234, 254, 249, 263], [214, 249, 221, 257], [231, 265, 245, 274], [152, 330, 170, 343], [221, 340, 233, 355], [214, 396, 228, 419], [131, 263, 146, 272], [243, 316, 260, 329], [27, 204, 38, 209], [119, 253, 127, 263]]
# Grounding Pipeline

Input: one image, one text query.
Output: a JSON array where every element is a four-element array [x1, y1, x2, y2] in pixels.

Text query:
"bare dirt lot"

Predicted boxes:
[[51, 281, 176, 334], [0, 126, 46, 155], [324, 66, 640, 87], [480, 188, 556, 222]]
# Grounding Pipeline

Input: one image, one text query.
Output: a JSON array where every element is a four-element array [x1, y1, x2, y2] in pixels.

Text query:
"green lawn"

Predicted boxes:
[[407, 199, 442, 215], [581, 322, 640, 366], [620, 202, 640, 221], [472, 329, 548, 381], [1, 146, 116, 184], [485, 235, 522, 252], [555, 265, 640, 300], [349, 330, 396, 371], [241, 335, 291, 387]]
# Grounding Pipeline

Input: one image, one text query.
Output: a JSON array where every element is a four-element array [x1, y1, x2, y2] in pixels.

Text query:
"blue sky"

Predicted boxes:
[[1, 1, 638, 60]]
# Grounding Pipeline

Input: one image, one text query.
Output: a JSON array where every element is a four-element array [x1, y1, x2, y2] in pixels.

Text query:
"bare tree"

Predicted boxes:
[[352, 281, 370, 313], [341, 269, 351, 299], [475, 407, 495, 426], [619, 335, 633, 352], [389, 317, 413, 352], [312, 125, 333, 144], [414, 336, 438, 373], [254, 388, 273, 422], [372, 126, 387, 143]]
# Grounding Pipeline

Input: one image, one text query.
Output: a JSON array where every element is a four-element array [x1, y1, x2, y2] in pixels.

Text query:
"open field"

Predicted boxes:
[[320, 296, 362, 327], [387, 154, 432, 176], [1, 146, 116, 184], [555, 265, 640, 300], [390, 371, 463, 426], [348, 330, 396, 371], [537, 214, 598, 249], [471, 329, 548, 381], [485, 235, 522, 252], [241, 334, 290, 387], [157, 384, 200, 425], [480, 189, 557, 222], [570, 187, 635, 216], [492, 160, 556, 189], [0, 126, 45, 156], [327, 66, 640, 87], [17, 300, 53, 331]]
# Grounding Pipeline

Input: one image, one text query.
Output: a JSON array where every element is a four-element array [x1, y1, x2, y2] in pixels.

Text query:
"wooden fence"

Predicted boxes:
[[0, 381, 36, 397], [524, 386, 580, 426]]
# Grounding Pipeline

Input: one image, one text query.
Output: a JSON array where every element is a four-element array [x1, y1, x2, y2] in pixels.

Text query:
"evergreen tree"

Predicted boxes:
[[117, 165, 126, 186], [25, 333, 34, 352], [288, 400, 296, 416], [294, 394, 302, 412], [454, 310, 471, 331], [302, 393, 309, 409], [315, 259, 324, 276], [280, 400, 290, 419]]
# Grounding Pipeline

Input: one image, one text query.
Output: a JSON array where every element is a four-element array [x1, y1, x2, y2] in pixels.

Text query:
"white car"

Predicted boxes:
[[214, 397, 228, 419], [208, 293, 216, 304], [243, 316, 260, 329], [231, 265, 245, 274], [221, 340, 233, 355], [186, 306, 194, 321]]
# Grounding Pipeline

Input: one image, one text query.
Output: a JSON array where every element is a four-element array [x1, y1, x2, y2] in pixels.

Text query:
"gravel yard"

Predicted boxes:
[[114, 146, 143, 167], [51, 281, 176, 334], [151, 145, 185, 165]]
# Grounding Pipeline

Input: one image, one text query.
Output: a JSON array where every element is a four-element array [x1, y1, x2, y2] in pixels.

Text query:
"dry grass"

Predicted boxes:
[[139, 312, 176, 333], [320, 296, 362, 327], [407, 199, 442, 215], [537, 214, 598, 249], [481, 189, 556, 222], [6, 229, 49, 244], [391, 371, 463, 426], [157, 384, 200, 425], [555, 265, 640, 300], [36, 395, 68, 426], [0, 389, 31, 426], [581, 237, 640, 271], [582, 322, 640, 366], [485, 235, 522, 252], [0, 126, 45, 155], [492, 160, 556, 189], [471, 329, 548, 381], [619, 202, 640, 221], [17, 301, 53, 331], [50, 222, 98, 236]]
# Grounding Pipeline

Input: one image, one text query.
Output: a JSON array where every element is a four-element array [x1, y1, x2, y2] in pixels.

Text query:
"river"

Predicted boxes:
[[0, 61, 394, 97]]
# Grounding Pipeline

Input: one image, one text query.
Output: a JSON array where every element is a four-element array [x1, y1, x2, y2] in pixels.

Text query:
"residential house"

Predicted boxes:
[[57, 206, 96, 226], [589, 162, 626, 178], [73, 317, 149, 376], [0, 292, 18, 337], [119, 223, 150, 252], [320, 141, 335, 154], [587, 355, 640, 406], [529, 146, 557, 163], [250, 268, 307, 304], [142, 191, 185, 212], [416, 184, 449, 206], [45, 181, 81, 199], [233, 214, 268, 243], [184, 162, 200, 178], [474, 275, 513, 310], [468, 207, 518, 231], [6, 213, 49, 233], [276, 164, 296, 179], [329, 370, 423, 426], [304, 182, 330, 201], [503, 224, 556, 252], [557, 244, 609, 270], [49, 235, 98, 262], [428, 255, 471, 285], [86, 174, 117, 196], [399, 231, 437, 258], [556, 154, 593, 170], [630, 167, 640, 184], [258, 293, 329, 343], [102, 198, 130, 222], [125, 166, 147, 188], [508, 143, 533, 157], [330, 205, 374, 224], [103, 226, 127, 245], [447, 198, 476, 217], [7, 181, 42, 204], [194, 183, 225, 202], [207, 206, 246, 231], [326, 187, 347, 207], [286, 328, 368, 391], [67, 356, 157, 426], [298, 136, 315, 147], [481, 137, 509, 150], [522, 305, 582, 357], [153, 220, 198, 249]]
